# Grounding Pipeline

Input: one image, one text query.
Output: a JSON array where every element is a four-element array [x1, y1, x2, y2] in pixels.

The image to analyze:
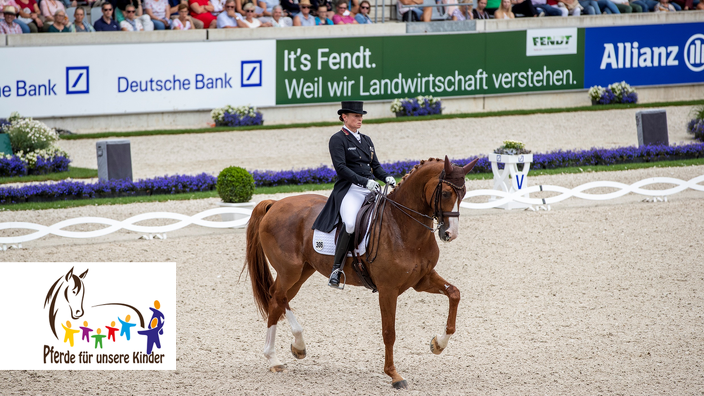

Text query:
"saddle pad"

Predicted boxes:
[[312, 226, 370, 257]]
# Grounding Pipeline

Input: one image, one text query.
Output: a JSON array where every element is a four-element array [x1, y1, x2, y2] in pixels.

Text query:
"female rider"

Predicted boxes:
[[312, 101, 396, 289]]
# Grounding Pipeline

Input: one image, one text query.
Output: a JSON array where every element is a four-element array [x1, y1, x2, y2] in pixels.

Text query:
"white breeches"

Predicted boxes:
[[340, 184, 371, 233]]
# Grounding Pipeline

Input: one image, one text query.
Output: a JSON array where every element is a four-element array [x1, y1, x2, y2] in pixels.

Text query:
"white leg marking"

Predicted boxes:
[[263, 325, 283, 367], [286, 309, 305, 350], [436, 330, 452, 349]]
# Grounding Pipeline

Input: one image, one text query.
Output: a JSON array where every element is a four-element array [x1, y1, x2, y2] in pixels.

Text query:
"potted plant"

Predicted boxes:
[[391, 96, 442, 117], [687, 105, 704, 142], [211, 105, 263, 127], [216, 166, 256, 226], [588, 82, 638, 105]]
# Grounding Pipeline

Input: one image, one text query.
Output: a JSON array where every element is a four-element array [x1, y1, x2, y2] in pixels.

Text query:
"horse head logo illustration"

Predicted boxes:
[[44, 267, 88, 339]]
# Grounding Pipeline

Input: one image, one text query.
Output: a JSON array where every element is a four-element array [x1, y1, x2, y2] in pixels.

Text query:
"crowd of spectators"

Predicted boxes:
[[0, 0, 700, 34]]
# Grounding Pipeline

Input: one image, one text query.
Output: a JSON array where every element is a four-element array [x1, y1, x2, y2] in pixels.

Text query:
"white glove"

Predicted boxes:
[[385, 176, 397, 187], [366, 179, 380, 192]]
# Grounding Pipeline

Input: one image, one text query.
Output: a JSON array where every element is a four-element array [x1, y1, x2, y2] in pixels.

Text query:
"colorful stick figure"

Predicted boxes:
[[147, 300, 165, 333], [61, 321, 80, 347], [91, 328, 107, 349], [118, 315, 136, 341], [79, 321, 93, 343], [106, 321, 119, 342], [138, 316, 165, 355]]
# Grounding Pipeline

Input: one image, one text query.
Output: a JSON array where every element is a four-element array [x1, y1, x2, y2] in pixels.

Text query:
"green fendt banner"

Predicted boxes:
[[276, 28, 585, 105]]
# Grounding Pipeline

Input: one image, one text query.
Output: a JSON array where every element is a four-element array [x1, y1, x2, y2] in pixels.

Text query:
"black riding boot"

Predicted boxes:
[[328, 230, 353, 289]]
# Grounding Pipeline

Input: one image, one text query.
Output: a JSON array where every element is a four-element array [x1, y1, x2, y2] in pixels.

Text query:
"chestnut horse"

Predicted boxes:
[[244, 156, 477, 389]]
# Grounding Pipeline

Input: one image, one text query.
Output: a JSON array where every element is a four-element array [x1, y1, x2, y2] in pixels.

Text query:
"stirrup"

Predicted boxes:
[[328, 269, 346, 290]]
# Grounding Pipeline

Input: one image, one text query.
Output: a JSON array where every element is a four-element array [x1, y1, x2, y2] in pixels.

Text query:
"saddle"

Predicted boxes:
[[351, 190, 388, 293]]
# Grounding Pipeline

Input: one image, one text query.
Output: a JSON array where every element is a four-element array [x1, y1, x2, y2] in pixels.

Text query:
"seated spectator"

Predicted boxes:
[[654, 0, 676, 9], [671, 0, 699, 9], [211, 0, 225, 14], [117, 0, 154, 29], [315, 3, 332, 23], [354, 0, 372, 22], [168, 0, 204, 28], [40, 0, 64, 30], [236, 0, 262, 16], [595, 0, 620, 13], [532, 0, 561, 15], [15, 0, 42, 31], [237, 1, 271, 25], [1, 1, 30, 32], [216, 0, 241, 26], [332, 0, 356, 22], [494, 0, 515, 16], [472, 0, 490, 17], [94, 2, 120, 30], [120, 4, 144, 29], [69, 6, 95, 31], [171, 2, 193, 27], [608, 0, 638, 11], [397, 0, 429, 21], [145, 0, 171, 29], [190, 0, 217, 28], [270, 4, 291, 25], [577, 0, 598, 13], [293, 0, 316, 24], [556, 0, 582, 14], [258, 0, 278, 17], [510, 0, 541, 16], [47, 9, 69, 31], [0, 5, 22, 33], [451, 3, 473, 19]]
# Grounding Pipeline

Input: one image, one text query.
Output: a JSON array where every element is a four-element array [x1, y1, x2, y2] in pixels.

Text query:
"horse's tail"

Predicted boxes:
[[242, 199, 276, 320]]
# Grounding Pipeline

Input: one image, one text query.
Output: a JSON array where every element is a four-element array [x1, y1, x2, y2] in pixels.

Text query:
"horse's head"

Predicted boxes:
[[63, 267, 88, 319], [427, 156, 478, 242]]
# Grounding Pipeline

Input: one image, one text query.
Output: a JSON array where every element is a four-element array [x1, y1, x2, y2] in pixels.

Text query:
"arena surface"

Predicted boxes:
[[2, 106, 703, 394]]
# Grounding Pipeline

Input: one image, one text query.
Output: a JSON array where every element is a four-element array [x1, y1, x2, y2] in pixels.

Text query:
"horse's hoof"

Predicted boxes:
[[291, 344, 306, 359], [430, 336, 445, 355], [269, 365, 287, 373], [392, 380, 408, 390]]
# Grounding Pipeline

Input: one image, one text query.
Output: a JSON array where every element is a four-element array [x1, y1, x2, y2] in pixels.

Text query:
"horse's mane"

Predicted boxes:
[[388, 158, 443, 198]]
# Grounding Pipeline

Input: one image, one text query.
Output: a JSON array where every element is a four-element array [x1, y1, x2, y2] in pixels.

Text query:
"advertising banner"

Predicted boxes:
[[0, 262, 176, 370], [584, 22, 704, 88], [0, 40, 276, 118], [276, 28, 585, 105]]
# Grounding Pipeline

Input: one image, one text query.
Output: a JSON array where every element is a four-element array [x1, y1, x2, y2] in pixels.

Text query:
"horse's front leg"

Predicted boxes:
[[412, 270, 460, 355], [378, 290, 407, 389]]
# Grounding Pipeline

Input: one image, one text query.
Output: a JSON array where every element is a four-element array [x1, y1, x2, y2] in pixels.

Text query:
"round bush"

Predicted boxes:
[[5, 117, 57, 154], [217, 166, 255, 203]]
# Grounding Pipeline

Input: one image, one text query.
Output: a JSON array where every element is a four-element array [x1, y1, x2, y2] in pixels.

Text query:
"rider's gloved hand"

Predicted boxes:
[[385, 176, 397, 187], [366, 179, 380, 192]]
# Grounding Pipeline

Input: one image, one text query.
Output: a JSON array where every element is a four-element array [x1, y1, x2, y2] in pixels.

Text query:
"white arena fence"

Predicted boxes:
[[1, 176, 703, 248]]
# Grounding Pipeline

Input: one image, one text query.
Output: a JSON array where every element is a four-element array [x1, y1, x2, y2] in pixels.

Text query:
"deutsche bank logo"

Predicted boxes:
[[684, 34, 704, 72], [66, 66, 89, 95], [241, 60, 262, 87]]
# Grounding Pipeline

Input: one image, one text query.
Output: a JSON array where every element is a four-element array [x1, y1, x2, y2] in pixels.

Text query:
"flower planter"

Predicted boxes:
[[395, 109, 442, 118], [217, 201, 256, 228]]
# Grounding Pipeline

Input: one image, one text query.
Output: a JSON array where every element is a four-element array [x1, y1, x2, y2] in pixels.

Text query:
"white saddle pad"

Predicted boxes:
[[312, 224, 371, 256]]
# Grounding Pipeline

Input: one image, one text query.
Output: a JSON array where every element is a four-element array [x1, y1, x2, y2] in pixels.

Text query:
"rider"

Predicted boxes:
[[312, 101, 396, 289]]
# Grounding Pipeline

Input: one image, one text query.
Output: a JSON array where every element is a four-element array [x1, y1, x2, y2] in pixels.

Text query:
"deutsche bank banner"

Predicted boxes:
[[0, 40, 275, 118], [584, 22, 704, 88]]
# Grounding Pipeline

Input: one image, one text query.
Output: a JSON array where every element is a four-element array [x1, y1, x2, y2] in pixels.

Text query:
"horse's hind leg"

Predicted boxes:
[[412, 270, 460, 355], [286, 263, 316, 360]]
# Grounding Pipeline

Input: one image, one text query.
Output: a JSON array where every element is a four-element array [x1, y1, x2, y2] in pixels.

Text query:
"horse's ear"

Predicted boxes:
[[79, 269, 88, 279], [65, 267, 74, 282], [444, 155, 453, 174], [462, 158, 479, 175]]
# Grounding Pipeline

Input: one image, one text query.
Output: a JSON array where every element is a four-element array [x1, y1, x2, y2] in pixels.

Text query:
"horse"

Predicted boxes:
[[44, 267, 88, 339], [243, 156, 478, 389], [44, 267, 146, 339]]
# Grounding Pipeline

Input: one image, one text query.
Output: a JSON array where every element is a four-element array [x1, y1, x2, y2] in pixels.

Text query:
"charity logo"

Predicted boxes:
[[42, 267, 167, 365]]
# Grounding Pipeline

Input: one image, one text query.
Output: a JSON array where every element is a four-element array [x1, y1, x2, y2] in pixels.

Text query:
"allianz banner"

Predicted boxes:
[[584, 22, 704, 88], [0, 41, 276, 119], [276, 28, 585, 105]]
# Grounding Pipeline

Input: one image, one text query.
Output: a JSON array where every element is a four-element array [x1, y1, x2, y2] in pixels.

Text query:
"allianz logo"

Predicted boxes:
[[599, 34, 704, 72], [532, 35, 573, 47]]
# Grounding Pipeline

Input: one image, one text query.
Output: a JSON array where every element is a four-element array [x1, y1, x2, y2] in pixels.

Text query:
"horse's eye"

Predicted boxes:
[[442, 191, 451, 199]]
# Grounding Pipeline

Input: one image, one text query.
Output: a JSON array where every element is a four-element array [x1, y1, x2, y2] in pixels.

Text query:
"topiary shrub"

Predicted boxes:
[[217, 166, 255, 203]]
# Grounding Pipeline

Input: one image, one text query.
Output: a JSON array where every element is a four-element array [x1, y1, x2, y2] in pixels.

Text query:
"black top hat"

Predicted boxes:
[[337, 101, 367, 115]]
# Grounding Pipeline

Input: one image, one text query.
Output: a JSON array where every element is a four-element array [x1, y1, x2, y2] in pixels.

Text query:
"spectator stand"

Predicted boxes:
[[395, 1, 475, 22]]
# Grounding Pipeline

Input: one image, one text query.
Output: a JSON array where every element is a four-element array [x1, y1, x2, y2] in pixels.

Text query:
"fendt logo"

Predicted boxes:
[[532, 35, 574, 47], [684, 34, 704, 72], [599, 34, 704, 72]]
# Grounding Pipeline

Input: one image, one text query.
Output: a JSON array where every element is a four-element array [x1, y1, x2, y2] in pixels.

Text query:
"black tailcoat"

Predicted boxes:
[[312, 128, 391, 233]]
